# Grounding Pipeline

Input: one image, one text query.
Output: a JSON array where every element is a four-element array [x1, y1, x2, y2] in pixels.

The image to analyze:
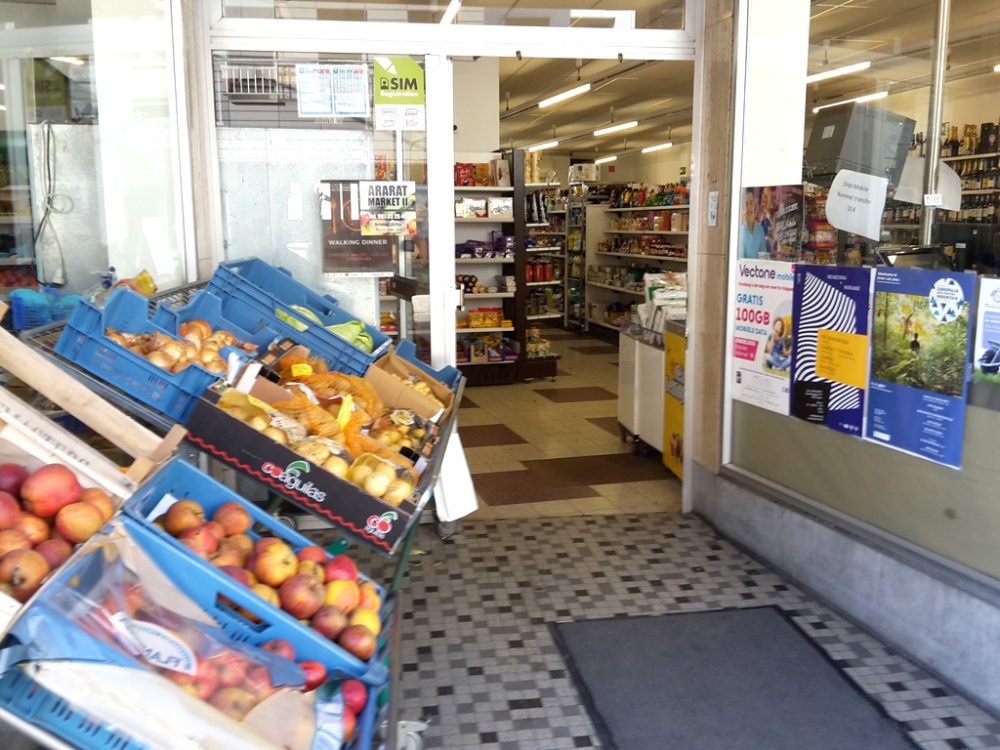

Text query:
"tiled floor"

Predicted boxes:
[[347, 328, 1000, 749]]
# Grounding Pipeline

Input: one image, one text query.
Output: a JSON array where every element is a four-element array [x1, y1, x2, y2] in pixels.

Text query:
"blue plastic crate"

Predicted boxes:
[[54, 289, 247, 422], [207, 258, 391, 375], [394, 339, 462, 391], [10, 287, 80, 331], [151, 289, 280, 355], [123, 458, 388, 686]]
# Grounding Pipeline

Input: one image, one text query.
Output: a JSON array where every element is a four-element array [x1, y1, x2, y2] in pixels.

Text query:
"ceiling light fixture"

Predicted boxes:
[[538, 83, 591, 109], [641, 142, 673, 154], [48, 56, 85, 66], [812, 90, 888, 114], [594, 120, 638, 137], [440, 0, 462, 25], [805, 60, 871, 84], [995, 64, 1000, 73], [527, 140, 560, 152], [569, 8, 635, 28], [595, 155, 617, 164]]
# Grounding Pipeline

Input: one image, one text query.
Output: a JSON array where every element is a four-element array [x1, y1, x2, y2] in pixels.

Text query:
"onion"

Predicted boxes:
[[213, 331, 236, 346], [146, 351, 173, 369], [203, 355, 226, 373], [179, 342, 198, 361], [198, 348, 219, 364], [159, 341, 183, 364], [189, 319, 212, 339], [150, 332, 173, 351], [106, 332, 127, 347], [181, 330, 203, 348], [171, 360, 190, 374]]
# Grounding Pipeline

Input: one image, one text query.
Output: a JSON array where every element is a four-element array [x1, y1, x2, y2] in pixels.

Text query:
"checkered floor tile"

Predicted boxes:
[[352, 513, 1000, 750]]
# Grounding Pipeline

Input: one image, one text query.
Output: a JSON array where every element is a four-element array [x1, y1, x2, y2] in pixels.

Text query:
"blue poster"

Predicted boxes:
[[865, 268, 976, 468], [790, 266, 872, 436]]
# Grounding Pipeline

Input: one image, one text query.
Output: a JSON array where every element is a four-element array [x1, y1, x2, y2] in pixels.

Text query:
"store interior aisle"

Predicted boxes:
[[460, 328, 680, 520]]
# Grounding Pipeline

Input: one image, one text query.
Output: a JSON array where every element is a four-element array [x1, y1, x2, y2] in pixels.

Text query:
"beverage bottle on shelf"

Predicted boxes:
[[947, 126, 960, 158], [637, 184, 647, 207]]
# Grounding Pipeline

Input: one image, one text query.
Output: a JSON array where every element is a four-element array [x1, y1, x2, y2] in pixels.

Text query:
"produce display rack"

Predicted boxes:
[[2, 269, 465, 750]]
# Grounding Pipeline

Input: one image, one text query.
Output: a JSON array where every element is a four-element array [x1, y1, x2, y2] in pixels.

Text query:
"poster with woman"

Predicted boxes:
[[738, 186, 803, 261]]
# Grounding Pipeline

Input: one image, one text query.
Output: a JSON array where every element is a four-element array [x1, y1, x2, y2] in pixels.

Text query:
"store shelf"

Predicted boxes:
[[605, 205, 690, 212], [455, 185, 514, 193], [526, 280, 565, 286], [588, 318, 623, 332], [606, 230, 688, 236], [0, 257, 35, 266], [883, 224, 919, 230], [547, 209, 566, 214], [527, 247, 563, 253], [526, 222, 549, 227], [465, 292, 515, 299], [526, 312, 563, 320], [962, 188, 1000, 195], [530, 231, 566, 236], [526, 183, 561, 189], [456, 216, 514, 223], [379, 294, 397, 302], [456, 257, 515, 264], [535, 253, 565, 259], [596, 250, 688, 263], [941, 151, 999, 162], [458, 360, 517, 366], [457, 326, 515, 333], [587, 281, 644, 296]]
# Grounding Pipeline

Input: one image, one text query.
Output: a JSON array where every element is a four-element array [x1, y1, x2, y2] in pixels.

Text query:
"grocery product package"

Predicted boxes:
[[0, 518, 352, 750]]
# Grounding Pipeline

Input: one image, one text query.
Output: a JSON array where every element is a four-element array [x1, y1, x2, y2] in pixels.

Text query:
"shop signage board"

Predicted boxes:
[[865, 268, 975, 468], [320, 180, 395, 275], [731, 259, 795, 414], [295, 63, 369, 118], [969, 277, 1000, 411], [790, 266, 871, 436], [372, 56, 425, 131], [359, 180, 417, 237]]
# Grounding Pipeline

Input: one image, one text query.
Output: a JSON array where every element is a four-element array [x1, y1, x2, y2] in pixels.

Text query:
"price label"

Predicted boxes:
[[923, 193, 943, 207]]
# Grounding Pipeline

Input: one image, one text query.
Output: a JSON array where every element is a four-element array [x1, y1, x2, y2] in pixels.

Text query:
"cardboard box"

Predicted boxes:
[[365, 351, 455, 422]]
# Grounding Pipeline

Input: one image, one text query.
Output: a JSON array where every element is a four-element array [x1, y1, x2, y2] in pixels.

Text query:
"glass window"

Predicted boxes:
[[0, 1, 189, 297]]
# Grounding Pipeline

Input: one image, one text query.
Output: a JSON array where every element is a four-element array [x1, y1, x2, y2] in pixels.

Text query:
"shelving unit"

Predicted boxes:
[[565, 184, 589, 330], [519, 171, 563, 379]]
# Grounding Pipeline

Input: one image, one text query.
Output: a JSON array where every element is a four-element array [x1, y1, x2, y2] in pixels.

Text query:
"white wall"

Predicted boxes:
[[882, 78, 1000, 143], [453, 58, 500, 153], [610, 141, 692, 184]]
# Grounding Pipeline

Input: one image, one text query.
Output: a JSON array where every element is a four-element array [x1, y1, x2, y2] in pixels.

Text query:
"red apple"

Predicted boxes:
[[298, 660, 327, 691], [169, 659, 219, 701], [0, 464, 29, 497], [209, 687, 256, 720], [162, 500, 205, 536], [243, 665, 276, 701], [254, 537, 283, 554], [218, 565, 252, 587], [214, 651, 250, 687], [254, 541, 297, 588], [297, 559, 324, 583], [261, 639, 296, 661], [202, 521, 226, 543], [297, 546, 327, 564], [14, 513, 48, 546], [278, 574, 325, 619], [310, 605, 348, 640], [337, 625, 376, 661], [222, 533, 253, 559], [213, 502, 251, 536], [179, 526, 220, 556], [55, 502, 104, 544], [240, 583, 279, 623], [211, 547, 244, 568], [0, 492, 21, 530], [0, 549, 50, 602], [79, 488, 114, 523], [0, 529, 31, 558], [358, 581, 383, 613], [341, 679, 367, 715], [35, 537, 73, 569], [342, 706, 357, 743], [323, 554, 358, 583], [20, 465, 82, 518]]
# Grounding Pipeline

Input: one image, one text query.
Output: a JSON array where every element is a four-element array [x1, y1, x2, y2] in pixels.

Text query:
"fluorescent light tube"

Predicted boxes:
[[812, 90, 888, 114], [641, 142, 673, 154], [805, 61, 871, 84], [48, 56, 85, 66], [995, 63, 1000, 73], [595, 155, 617, 164], [538, 83, 591, 109], [440, 0, 461, 24], [593, 120, 638, 137], [527, 140, 559, 152]]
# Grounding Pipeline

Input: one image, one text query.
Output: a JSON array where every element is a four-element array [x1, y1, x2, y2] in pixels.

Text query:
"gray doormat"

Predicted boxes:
[[551, 606, 919, 750]]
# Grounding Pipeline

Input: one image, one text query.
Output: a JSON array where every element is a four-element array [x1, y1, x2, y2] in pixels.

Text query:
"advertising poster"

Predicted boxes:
[[865, 268, 976, 468], [790, 266, 872, 436], [358, 181, 417, 237], [737, 185, 803, 262], [732, 259, 796, 414], [373, 56, 425, 131], [295, 64, 368, 118], [969, 277, 1000, 411], [321, 181, 394, 275]]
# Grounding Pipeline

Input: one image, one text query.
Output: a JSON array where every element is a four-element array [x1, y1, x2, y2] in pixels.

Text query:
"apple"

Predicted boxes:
[[14, 513, 49, 546], [243, 666, 276, 701], [279, 574, 325, 619], [179, 526, 220, 556], [348, 608, 381, 637], [261, 639, 296, 661], [214, 652, 251, 687], [55, 502, 104, 544], [298, 660, 327, 691], [0, 464, 29, 497], [342, 706, 357, 743], [358, 581, 382, 613], [0, 492, 21, 530], [254, 541, 297, 588], [240, 583, 280, 622], [297, 546, 327, 564], [323, 555, 358, 583], [162, 500, 205, 536], [324, 579, 361, 614], [254, 537, 283, 554], [209, 686, 256, 720], [79, 488, 114, 523], [20, 465, 82, 518], [310, 605, 348, 640], [218, 565, 252, 587], [213, 502, 251, 536], [202, 521, 226, 543], [297, 559, 324, 583], [169, 659, 219, 701], [341, 679, 367, 715], [35, 538, 73, 569], [211, 547, 244, 568], [0, 529, 32, 558], [180, 537, 211, 559], [222, 533, 253, 559], [0, 549, 50, 602], [337, 625, 376, 661]]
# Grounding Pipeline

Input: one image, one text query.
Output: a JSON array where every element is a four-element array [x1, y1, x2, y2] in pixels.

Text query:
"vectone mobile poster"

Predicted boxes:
[[969, 277, 1000, 412]]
